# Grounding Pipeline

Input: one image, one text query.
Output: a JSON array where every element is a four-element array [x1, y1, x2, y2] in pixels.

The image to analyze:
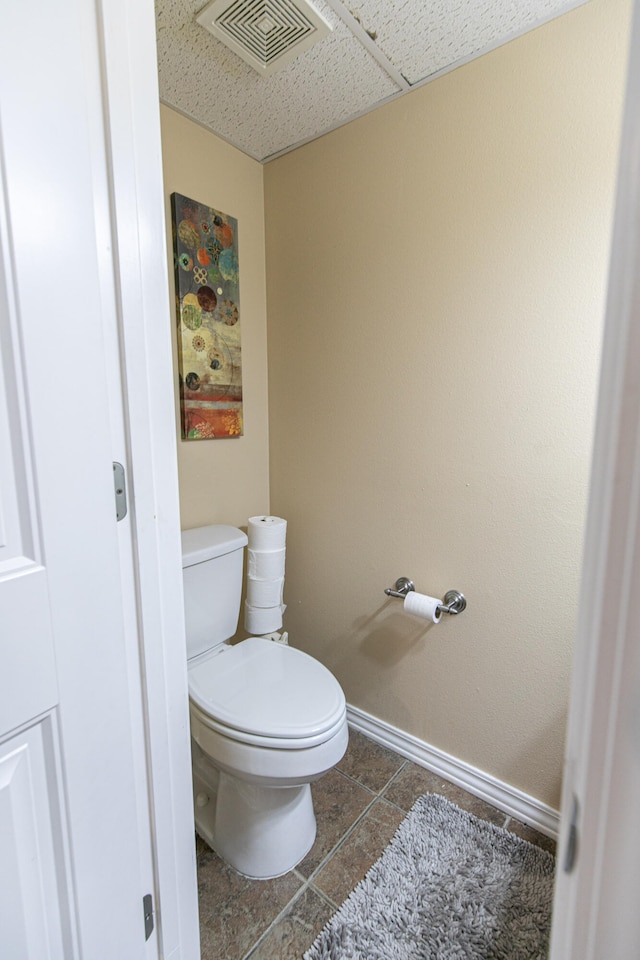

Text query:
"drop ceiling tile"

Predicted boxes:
[[348, 0, 588, 84], [156, 0, 401, 160]]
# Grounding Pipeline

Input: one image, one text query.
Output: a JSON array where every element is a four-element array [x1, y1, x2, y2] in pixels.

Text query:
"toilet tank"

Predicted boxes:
[[181, 524, 248, 661]]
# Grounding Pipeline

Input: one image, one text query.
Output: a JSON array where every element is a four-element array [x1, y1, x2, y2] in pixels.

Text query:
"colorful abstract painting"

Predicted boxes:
[[171, 192, 242, 439]]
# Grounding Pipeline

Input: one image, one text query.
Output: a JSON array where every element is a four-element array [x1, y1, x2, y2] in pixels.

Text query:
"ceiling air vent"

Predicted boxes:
[[196, 0, 333, 77]]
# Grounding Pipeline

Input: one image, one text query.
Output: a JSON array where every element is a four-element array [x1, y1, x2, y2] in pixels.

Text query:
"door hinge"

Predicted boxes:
[[113, 461, 128, 522], [563, 794, 579, 874], [143, 893, 154, 941]]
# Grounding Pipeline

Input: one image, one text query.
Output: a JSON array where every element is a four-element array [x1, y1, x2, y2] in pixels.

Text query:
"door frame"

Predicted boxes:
[[101, 0, 640, 954], [549, 0, 640, 956], [95, 0, 199, 956]]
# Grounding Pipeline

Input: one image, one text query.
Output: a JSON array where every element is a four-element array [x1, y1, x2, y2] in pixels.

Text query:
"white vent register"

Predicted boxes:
[[196, 0, 332, 76]]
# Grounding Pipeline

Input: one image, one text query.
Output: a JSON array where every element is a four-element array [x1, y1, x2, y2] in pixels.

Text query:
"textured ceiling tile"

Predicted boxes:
[[156, 0, 401, 160], [348, 0, 586, 84]]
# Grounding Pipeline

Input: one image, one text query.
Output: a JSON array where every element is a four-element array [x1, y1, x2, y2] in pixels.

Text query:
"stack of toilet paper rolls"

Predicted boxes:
[[244, 516, 287, 635]]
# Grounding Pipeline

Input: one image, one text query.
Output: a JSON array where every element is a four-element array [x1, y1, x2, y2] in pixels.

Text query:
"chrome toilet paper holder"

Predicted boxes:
[[384, 578, 467, 616]]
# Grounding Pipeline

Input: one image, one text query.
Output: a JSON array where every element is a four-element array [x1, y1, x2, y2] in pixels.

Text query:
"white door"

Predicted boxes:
[[549, 0, 640, 956], [0, 0, 158, 955]]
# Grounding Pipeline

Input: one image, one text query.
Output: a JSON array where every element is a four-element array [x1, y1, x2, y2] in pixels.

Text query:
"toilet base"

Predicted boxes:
[[194, 767, 316, 879]]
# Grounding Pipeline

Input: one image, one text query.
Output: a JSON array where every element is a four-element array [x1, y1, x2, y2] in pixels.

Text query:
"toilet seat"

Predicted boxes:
[[188, 637, 346, 749], [190, 699, 347, 750]]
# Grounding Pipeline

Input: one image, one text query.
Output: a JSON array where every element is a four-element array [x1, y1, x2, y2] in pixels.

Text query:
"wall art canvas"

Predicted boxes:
[[171, 192, 242, 439]]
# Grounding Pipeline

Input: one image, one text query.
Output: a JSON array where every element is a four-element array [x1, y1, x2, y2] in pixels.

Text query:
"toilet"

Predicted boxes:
[[182, 523, 349, 879]]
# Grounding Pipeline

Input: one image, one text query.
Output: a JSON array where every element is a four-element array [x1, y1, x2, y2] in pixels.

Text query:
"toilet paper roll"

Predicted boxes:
[[245, 600, 283, 635], [247, 516, 287, 552], [404, 591, 442, 623], [247, 548, 286, 580], [246, 576, 284, 608]]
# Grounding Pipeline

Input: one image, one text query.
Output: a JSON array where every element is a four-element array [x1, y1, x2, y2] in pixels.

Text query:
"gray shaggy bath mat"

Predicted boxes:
[[304, 793, 554, 960]]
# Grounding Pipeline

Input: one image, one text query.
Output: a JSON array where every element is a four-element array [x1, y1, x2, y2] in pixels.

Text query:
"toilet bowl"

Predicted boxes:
[[189, 637, 348, 878], [182, 525, 349, 879]]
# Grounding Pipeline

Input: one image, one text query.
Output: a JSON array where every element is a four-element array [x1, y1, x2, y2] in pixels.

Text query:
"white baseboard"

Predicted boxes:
[[346, 704, 560, 839]]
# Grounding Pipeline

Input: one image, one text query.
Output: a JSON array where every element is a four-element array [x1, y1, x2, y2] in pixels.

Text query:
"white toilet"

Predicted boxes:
[[182, 523, 349, 879]]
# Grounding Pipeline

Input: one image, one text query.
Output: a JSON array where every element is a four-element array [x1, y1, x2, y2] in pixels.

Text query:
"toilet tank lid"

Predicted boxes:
[[181, 524, 248, 567]]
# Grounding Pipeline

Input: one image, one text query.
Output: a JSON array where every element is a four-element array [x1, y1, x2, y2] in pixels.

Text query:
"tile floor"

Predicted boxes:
[[196, 728, 556, 960]]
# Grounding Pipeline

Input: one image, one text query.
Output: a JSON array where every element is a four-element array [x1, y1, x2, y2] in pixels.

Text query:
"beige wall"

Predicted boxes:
[[264, 0, 630, 809], [160, 105, 270, 530]]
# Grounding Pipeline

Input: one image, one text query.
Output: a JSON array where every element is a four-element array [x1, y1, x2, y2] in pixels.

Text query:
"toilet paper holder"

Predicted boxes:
[[384, 578, 467, 615]]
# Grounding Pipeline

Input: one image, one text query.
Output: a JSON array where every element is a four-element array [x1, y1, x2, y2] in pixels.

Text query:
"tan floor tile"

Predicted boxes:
[[337, 728, 405, 793], [506, 818, 557, 856], [297, 768, 373, 877], [312, 798, 405, 906], [246, 888, 334, 960], [383, 762, 507, 826], [197, 848, 302, 960]]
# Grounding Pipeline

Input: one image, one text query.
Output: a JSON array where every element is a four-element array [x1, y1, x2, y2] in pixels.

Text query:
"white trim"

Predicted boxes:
[[347, 704, 560, 839], [97, 0, 200, 957], [549, 0, 640, 956]]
